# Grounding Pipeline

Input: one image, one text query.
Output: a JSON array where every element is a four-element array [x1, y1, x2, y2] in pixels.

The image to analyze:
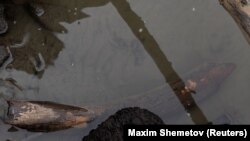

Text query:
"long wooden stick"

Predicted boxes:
[[219, 0, 250, 45]]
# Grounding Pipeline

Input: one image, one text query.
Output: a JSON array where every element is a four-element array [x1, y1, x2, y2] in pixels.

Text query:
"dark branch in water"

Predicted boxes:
[[219, 0, 250, 45], [23, 3, 51, 31]]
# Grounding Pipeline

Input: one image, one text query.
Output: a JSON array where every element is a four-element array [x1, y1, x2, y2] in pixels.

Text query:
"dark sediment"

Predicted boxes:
[[0, 4, 8, 34], [82, 107, 164, 141]]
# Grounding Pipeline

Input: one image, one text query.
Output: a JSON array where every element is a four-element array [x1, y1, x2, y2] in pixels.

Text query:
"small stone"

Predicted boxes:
[[139, 28, 143, 32]]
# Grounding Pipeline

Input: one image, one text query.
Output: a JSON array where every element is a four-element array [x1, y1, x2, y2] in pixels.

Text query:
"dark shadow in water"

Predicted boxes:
[[0, 0, 91, 77], [110, 0, 210, 124], [0, 0, 209, 124]]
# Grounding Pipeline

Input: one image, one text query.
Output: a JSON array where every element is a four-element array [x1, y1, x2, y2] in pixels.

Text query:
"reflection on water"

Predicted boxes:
[[111, 0, 210, 124], [0, 0, 250, 141]]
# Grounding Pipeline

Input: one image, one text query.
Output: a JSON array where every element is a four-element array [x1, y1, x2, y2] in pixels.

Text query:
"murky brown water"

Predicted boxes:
[[0, 0, 250, 140]]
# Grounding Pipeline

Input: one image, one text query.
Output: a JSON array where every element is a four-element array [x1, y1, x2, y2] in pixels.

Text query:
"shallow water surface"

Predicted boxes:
[[0, 0, 250, 141]]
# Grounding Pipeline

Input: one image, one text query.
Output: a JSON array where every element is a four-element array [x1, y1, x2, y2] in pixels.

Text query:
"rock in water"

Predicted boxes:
[[3, 100, 96, 132], [0, 4, 8, 34], [82, 107, 164, 141]]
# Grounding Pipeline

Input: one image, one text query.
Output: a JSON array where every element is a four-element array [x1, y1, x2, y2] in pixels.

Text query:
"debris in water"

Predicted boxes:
[[29, 53, 45, 72], [0, 45, 10, 68], [9, 33, 30, 48], [0, 46, 13, 69], [0, 4, 8, 34], [0, 78, 23, 99], [30, 4, 45, 17], [3, 100, 96, 132], [219, 0, 250, 44], [4, 78, 23, 91]]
